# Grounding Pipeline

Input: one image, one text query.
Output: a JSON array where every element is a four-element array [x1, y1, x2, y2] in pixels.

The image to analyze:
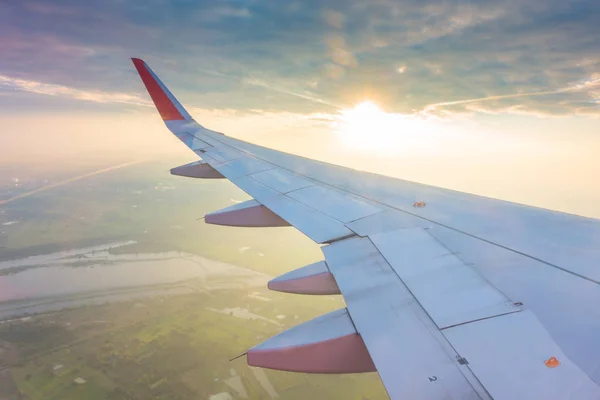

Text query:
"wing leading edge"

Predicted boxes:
[[132, 58, 600, 399]]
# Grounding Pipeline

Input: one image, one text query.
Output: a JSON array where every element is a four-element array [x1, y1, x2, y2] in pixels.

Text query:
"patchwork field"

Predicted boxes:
[[0, 288, 387, 399]]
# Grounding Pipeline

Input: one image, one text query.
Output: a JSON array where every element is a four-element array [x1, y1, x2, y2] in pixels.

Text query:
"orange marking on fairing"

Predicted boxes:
[[544, 357, 560, 368]]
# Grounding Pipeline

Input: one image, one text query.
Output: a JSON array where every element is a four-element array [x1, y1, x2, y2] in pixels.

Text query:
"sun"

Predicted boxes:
[[350, 100, 382, 115], [334, 101, 406, 151], [333, 101, 441, 153]]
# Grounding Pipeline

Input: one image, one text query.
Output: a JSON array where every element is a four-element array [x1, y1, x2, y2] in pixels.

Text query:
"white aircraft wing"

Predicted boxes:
[[132, 58, 600, 399]]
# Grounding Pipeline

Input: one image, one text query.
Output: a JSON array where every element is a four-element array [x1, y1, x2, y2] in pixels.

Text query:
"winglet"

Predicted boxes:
[[131, 58, 192, 121]]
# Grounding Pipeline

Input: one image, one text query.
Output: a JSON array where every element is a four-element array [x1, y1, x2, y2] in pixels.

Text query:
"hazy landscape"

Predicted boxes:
[[0, 158, 387, 399], [4, 0, 600, 397]]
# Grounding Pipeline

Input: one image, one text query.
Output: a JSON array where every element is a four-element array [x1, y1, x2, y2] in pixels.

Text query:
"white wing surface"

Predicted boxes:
[[132, 58, 600, 399]]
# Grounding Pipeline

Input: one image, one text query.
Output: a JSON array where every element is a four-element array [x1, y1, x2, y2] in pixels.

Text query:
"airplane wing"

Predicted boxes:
[[131, 58, 600, 399]]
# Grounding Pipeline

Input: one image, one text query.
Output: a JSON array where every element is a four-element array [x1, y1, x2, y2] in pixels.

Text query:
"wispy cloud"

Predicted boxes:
[[196, 67, 343, 109], [0, 71, 341, 122], [23, 1, 79, 16], [0, 75, 152, 106], [242, 76, 344, 109], [424, 77, 600, 113]]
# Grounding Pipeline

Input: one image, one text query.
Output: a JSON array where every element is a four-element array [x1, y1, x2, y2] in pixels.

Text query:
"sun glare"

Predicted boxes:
[[334, 101, 442, 153]]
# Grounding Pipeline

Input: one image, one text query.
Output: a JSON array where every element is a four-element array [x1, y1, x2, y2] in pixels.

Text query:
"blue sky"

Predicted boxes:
[[2, 0, 600, 116]]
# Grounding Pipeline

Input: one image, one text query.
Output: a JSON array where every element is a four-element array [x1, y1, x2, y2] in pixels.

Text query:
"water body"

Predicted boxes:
[[0, 240, 137, 271], [0, 242, 270, 320]]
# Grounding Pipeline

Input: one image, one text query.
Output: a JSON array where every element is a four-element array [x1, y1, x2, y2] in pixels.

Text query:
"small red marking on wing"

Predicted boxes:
[[545, 357, 560, 368], [132, 58, 185, 121]]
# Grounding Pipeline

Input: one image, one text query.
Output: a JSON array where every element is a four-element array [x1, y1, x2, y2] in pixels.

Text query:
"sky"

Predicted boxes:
[[1, 0, 600, 217]]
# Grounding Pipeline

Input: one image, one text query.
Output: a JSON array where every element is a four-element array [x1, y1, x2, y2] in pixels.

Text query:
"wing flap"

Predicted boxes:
[[322, 236, 487, 400], [371, 227, 521, 329], [427, 224, 600, 384], [444, 311, 600, 399]]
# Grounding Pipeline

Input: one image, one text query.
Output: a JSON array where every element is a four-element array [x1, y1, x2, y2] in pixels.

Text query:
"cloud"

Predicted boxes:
[[242, 76, 343, 109], [424, 76, 600, 114], [0, 75, 152, 106], [323, 9, 344, 29], [325, 34, 357, 68], [322, 63, 346, 80], [194, 4, 252, 21], [1, 0, 600, 117], [23, 1, 79, 16]]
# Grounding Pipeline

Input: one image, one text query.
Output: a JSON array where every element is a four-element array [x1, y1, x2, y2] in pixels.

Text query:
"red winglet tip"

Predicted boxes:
[[131, 58, 186, 121]]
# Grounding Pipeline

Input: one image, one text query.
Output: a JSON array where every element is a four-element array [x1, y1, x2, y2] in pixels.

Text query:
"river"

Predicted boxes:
[[0, 241, 270, 320]]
